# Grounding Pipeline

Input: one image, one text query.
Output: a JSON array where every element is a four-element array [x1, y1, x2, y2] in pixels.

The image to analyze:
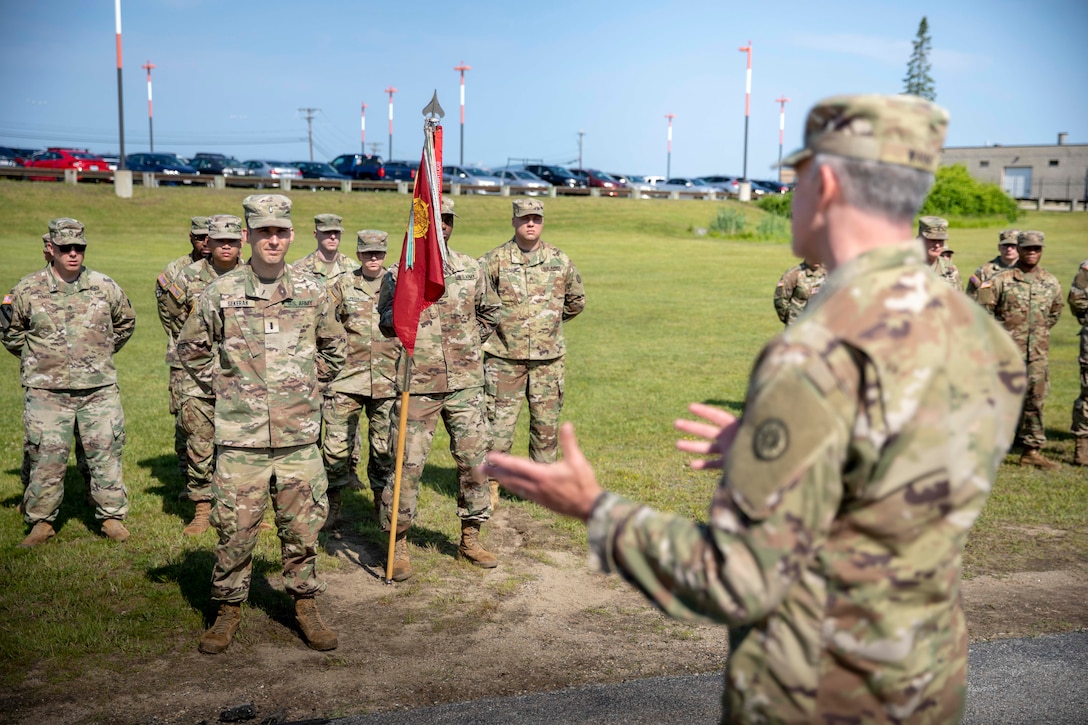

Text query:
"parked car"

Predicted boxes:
[[666, 177, 717, 191], [752, 179, 791, 194], [494, 169, 553, 196], [383, 160, 419, 182], [0, 146, 40, 165], [0, 148, 18, 168], [190, 156, 248, 176], [330, 153, 386, 180], [643, 175, 666, 186], [241, 160, 303, 185], [569, 168, 625, 196], [610, 173, 655, 198], [698, 175, 742, 196], [443, 164, 503, 194], [291, 161, 350, 180], [125, 153, 199, 184], [26, 148, 112, 181], [523, 164, 587, 188]]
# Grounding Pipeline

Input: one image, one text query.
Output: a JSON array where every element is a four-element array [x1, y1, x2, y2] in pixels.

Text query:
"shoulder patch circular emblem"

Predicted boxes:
[[753, 418, 789, 461]]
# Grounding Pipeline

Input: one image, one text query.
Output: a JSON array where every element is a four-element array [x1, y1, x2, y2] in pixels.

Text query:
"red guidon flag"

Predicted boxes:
[[392, 123, 448, 356]]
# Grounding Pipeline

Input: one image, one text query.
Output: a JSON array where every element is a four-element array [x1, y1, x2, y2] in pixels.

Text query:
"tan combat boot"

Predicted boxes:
[[1074, 438, 1088, 467], [198, 603, 241, 654], [489, 481, 500, 510], [322, 488, 342, 532], [391, 531, 412, 582], [101, 519, 131, 542], [459, 521, 498, 568], [295, 597, 338, 651], [1020, 448, 1061, 471], [18, 521, 55, 548], [183, 501, 212, 536]]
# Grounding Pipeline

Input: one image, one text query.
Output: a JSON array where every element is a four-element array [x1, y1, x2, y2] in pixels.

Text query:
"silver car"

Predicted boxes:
[[242, 160, 303, 186], [494, 169, 553, 196], [444, 164, 503, 194]]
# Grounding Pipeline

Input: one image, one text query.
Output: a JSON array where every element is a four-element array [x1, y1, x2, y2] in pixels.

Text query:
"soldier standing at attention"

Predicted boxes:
[[480, 198, 585, 507], [157, 217, 211, 482], [177, 195, 346, 654], [966, 228, 1019, 298], [1069, 257, 1088, 466], [162, 215, 246, 535], [773, 259, 825, 326], [322, 230, 400, 530], [292, 213, 360, 284], [376, 197, 501, 580], [4, 219, 137, 548], [482, 94, 1027, 723], [918, 215, 961, 288], [976, 231, 1064, 470]]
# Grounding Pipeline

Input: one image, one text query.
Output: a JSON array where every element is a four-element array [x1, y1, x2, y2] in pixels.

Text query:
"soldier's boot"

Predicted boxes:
[[459, 522, 498, 569], [489, 481, 500, 510], [198, 603, 241, 655], [1074, 438, 1088, 467], [101, 519, 130, 542], [1020, 448, 1062, 471], [183, 502, 212, 536], [391, 531, 412, 582], [372, 492, 382, 521], [295, 596, 338, 651], [18, 522, 56, 549], [322, 488, 342, 532]]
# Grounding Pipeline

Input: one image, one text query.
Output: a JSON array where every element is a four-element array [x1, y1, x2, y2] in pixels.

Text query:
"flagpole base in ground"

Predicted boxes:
[[384, 389, 412, 584]]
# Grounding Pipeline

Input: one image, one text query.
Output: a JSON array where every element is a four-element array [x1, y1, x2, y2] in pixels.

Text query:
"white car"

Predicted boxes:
[[494, 169, 553, 196], [444, 165, 503, 194]]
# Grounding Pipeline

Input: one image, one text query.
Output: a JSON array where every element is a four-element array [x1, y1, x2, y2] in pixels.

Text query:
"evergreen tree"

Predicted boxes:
[[903, 17, 936, 101]]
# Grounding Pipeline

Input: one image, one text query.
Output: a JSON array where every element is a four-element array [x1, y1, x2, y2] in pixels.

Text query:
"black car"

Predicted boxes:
[[523, 164, 587, 188], [384, 160, 419, 182], [125, 152, 199, 181], [190, 156, 247, 176], [330, 153, 386, 180], [292, 161, 350, 180]]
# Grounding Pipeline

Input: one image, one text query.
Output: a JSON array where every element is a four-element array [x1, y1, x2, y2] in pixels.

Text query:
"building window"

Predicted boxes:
[[979, 160, 990, 168], [1048, 159, 1059, 167]]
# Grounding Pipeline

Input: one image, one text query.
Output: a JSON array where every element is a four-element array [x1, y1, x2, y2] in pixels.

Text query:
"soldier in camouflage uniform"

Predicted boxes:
[[321, 230, 400, 530], [157, 217, 211, 481], [966, 228, 1019, 298], [376, 197, 502, 580], [918, 215, 961, 288], [161, 215, 246, 534], [292, 213, 361, 284], [482, 94, 1027, 724], [4, 219, 137, 547], [177, 195, 346, 654], [976, 231, 1064, 469], [480, 198, 585, 507], [1070, 257, 1088, 466], [773, 259, 825, 326]]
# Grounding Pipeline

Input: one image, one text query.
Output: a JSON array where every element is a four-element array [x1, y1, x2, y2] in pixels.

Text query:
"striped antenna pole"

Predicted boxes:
[[665, 113, 675, 179], [114, 0, 126, 168], [385, 85, 397, 160], [775, 96, 790, 183], [360, 102, 367, 154], [142, 60, 155, 152], [738, 41, 752, 200], [454, 61, 471, 165]]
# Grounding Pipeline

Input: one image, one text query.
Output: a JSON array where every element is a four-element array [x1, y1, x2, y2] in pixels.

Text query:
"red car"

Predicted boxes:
[[25, 148, 110, 181]]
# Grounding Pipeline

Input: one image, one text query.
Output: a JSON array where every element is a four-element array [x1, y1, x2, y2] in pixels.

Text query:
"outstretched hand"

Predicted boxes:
[[675, 403, 740, 470]]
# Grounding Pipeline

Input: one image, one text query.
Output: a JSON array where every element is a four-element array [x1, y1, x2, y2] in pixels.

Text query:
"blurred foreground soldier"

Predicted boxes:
[[157, 216, 211, 480], [772, 259, 824, 326], [482, 94, 1027, 723], [480, 198, 585, 507], [376, 197, 501, 579], [966, 228, 1020, 299], [1070, 257, 1088, 465], [977, 231, 1063, 470], [322, 230, 400, 529], [293, 213, 360, 284], [918, 215, 961, 288], [163, 215, 246, 534], [4, 219, 137, 547], [177, 194, 345, 653]]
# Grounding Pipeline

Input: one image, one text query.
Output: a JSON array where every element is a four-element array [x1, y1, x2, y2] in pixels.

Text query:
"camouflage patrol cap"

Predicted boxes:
[[441, 197, 459, 218], [207, 214, 243, 240], [356, 229, 389, 253], [918, 216, 949, 241], [999, 229, 1021, 244], [41, 233, 50, 245], [778, 94, 949, 173], [513, 198, 544, 218], [314, 213, 343, 232], [47, 217, 83, 235], [940, 246, 955, 257], [1017, 230, 1045, 248], [242, 194, 293, 229], [190, 216, 211, 236], [51, 218, 87, 245]]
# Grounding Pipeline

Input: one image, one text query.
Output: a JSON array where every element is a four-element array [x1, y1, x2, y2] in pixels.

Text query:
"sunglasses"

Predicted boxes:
[[54, 244, 86, 254]]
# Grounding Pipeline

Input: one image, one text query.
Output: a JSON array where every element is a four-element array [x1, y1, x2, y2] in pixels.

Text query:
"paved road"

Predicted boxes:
[[336, 631, 1088, 724]]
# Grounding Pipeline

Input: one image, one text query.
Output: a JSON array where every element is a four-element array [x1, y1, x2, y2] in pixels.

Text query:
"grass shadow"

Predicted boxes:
[[700, 398, 746, 416], [136, 454, 188, 521]]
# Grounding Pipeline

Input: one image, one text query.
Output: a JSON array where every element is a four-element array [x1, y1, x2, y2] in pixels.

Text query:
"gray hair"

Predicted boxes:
[[812, 153, 934, 226]]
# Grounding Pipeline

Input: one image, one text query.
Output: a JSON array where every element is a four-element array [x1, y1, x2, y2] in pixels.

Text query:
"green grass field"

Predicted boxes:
[[1, 181, 1085, 686]]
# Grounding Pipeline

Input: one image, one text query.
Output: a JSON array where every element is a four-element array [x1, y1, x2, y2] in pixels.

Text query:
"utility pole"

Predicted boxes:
[[577, 129, 585, 169], [368, 141, 382, 156], [454, 61, 471, 166], [665, 113, 675, 180], [298, 107, 319, 161], [775, 96, 790, 183], [385, 85, 397, 160], [114, 0, 125, 168], [360, 102, 367, 155], [737, 41, 753, 201], [142, 59, 155, 152]]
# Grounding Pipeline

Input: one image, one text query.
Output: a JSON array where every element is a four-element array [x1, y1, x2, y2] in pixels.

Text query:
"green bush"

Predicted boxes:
[[756, 192, 792, 218], [756, 213, 790, 240], [710, 208, 746, 235], [922, 164, 1021, 221]]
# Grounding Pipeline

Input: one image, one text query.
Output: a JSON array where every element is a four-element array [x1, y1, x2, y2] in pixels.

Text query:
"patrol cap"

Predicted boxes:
[[41, 233, 50, 245], [940, 246, 955, 257], [778, 93, 949, 173], [999, 229, 1021, 245], [356, 229, 389, 253], [441, 197, 458, 218], [918, 216, 949, 241], [513, 198, 544, 218], [207, 214, 243, 241], [47, 217, 83, 236], [51, 218, 87, 246], [1017, 230, 1045, 248], [190, 216, 211, 236], [242, 194, 293, 229], [314, 213, 343, 232]]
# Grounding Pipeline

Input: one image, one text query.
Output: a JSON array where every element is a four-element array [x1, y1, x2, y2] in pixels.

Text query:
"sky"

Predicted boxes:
[[1, 0, 1086, 179]]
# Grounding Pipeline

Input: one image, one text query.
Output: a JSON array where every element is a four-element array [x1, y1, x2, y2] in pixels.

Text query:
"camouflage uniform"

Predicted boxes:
[[965, 228, 1020, 299], [1067, 259, 1088, 464], [324, 231, 401, 500], [176, 196, 346, 604], [773, 261, 825, 326], [481, 201, 586, 464], [293, 213, 359, 285], [976, 234, 1063, 451], [918, 216, 961, 289], [376, 251, 501, 532], [3, 222, 137, 527]]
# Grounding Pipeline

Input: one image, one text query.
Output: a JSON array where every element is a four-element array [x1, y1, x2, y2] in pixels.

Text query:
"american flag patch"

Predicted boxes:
[[168, 283, 184, 301], [2, 294, 12, 305], [157, 273, 169, 288], [979, 280, 993, 289]]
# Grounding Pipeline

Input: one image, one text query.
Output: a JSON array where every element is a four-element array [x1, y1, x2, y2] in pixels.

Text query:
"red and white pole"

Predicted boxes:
[[360, 101, 367, 155], [142, 60, 155, 152], [114, 0, 126, 168], [738, 41, 752, 190], [665, 113, 675, 180], [775, 96, 790, 183], [454, 61, 471, 165], [385, 86, 397, 160]]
